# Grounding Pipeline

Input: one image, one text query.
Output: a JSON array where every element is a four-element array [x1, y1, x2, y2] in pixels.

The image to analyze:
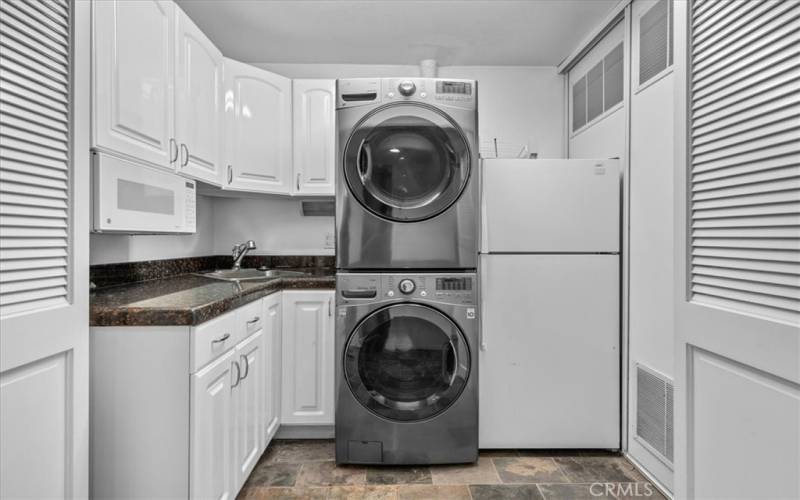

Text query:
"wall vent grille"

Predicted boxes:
[[636, 364, 674, 465], [639, 0, 673, 85]]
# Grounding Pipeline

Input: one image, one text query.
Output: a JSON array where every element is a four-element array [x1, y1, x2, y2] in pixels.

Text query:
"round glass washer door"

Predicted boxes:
[[343, 103, 471, 222], [344, 303, 471, 422]]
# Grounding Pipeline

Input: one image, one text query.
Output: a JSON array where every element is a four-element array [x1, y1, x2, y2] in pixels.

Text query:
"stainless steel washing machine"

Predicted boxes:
[[336, 78, 478, 270], [335, 271, 478, 465]]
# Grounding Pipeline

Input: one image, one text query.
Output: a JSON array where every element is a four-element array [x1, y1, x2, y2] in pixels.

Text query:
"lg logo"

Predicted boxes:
[[590, 483, 655, 497]]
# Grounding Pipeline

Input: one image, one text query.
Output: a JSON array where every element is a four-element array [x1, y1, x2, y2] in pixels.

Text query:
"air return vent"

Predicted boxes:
[[639, 0, 673, 85], [636, 364, 674, 465], [301, 200, 334, 217]]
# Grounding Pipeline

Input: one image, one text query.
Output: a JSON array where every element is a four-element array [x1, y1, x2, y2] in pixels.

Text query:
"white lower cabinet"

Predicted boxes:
[[190, 349, 235, 500], [263, 293, 283, 445], [281, 291, 335, 425], [231, 307, 265, 490], [90, 289, 335, 499]]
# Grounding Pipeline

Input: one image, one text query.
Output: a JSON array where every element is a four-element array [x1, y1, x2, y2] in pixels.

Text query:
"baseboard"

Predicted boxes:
[[624, 451, 673, 499], [276, 425, 335, 439]]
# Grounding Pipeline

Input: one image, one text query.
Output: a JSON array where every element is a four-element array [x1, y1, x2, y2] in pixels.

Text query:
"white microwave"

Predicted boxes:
[[92, 152, 196, 234]]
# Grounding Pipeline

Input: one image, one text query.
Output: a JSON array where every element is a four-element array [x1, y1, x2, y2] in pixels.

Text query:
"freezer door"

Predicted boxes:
[[479, 254, 620, 448], [481, 159, 620, 253]]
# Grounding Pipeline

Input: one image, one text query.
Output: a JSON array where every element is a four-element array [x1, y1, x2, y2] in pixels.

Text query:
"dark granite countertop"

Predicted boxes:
[[90, 268, 335, 327]]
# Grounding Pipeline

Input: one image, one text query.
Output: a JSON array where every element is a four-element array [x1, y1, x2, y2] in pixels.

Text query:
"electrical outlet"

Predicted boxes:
[[324, 232, 335, 249]]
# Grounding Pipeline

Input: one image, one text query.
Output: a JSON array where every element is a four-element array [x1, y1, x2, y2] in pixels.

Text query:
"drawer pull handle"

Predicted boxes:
[[247, 316, 260, 325], [240, 354, 250, 380], [212, 333, 230, 344]]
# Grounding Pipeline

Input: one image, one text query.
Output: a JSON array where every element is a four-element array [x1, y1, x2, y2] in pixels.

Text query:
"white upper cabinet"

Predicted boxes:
[[175, 6, 223, 185], [281, 291, 335, 425], [292, 79, 336, 195], [93, 0, 176, 171], [223, 58, 293, 194]]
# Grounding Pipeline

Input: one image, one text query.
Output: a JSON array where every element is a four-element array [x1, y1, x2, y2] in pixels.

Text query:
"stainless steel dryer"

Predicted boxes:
[[336, 78, 478, 270], [335, 272, 478, 465]]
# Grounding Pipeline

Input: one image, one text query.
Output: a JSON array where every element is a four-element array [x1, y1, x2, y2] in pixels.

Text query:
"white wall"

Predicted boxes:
[[89, 195, 215, 265], [625, 0, 675, 491], [211, 196, 335, 256]]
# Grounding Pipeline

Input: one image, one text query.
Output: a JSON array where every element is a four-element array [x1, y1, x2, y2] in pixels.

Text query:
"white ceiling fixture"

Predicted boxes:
[[175, 0, 618, 66]]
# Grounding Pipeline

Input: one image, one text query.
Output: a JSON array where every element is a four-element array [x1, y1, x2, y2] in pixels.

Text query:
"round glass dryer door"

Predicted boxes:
[[344, 303, 471, 422], [343, 103, 471, 222]]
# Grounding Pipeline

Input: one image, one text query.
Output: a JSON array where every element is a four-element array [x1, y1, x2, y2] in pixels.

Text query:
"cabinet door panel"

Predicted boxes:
[[281, 291, 334, 425], [190, 349, 235, 500], [223, 58, 292, 193], [93, 0, 175, 169], [293, 79, 335, 195], [233, 330, 264, 490], [264, 294, 282, 444], [175, 7, 222, 184]]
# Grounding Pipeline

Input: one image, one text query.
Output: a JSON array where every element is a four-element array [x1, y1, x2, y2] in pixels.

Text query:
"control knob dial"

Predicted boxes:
[[398, 279, 416, 294], [398, 80, 416, 96]]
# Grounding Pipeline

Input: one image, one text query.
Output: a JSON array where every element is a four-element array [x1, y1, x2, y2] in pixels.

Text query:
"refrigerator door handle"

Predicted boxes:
[[480, 257, 487, 351]]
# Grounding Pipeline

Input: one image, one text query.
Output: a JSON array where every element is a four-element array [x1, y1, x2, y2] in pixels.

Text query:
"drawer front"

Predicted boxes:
[[192, 310, 238, 372], [237, 299, 264, 339]]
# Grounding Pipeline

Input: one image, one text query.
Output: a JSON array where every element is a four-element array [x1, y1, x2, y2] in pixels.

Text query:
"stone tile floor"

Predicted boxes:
[[237, 440, 666, 500]]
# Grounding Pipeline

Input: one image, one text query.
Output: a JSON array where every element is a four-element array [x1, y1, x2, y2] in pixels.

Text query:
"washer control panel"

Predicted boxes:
[[337, 273, 476, 305]]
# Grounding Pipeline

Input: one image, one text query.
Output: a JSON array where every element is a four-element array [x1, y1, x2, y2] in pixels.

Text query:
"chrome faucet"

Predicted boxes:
[[231, 240, 256, 270]]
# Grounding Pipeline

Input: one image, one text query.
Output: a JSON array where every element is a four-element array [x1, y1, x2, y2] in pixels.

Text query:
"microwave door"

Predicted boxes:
[[93, 153, 194, 234]]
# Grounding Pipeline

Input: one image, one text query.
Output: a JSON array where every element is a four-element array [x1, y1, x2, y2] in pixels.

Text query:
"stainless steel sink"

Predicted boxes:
[[197, 268, 307, 281]]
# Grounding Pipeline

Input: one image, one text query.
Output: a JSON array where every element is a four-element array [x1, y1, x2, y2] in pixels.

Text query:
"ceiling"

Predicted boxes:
[[175, 0, 617, 66]]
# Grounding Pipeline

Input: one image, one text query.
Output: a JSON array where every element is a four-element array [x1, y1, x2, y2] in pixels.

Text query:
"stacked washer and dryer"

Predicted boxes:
[[334, 78, 480, 465]]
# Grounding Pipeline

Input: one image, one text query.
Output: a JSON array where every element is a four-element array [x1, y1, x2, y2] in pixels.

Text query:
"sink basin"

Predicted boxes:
[[197, 268, 307, 281]]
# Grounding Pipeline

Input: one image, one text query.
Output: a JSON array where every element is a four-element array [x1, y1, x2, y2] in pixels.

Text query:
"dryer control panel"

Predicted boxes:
[[337, 273, 477, 306], [337, 78, 477, 110]]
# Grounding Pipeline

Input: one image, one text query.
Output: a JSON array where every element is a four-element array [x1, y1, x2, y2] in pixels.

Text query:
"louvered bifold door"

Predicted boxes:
[[0, 0, 71, 316], [689, 0, 800, 324]]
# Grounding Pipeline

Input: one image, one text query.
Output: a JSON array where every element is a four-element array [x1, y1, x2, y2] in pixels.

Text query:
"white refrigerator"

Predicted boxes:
[[479, 158, 621, 449]]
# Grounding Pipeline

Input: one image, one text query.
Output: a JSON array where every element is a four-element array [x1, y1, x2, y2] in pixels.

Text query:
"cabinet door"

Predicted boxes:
[[93, 0, 176, 170], [223, 58, 292, 193], [292, 79, 336, 195], [263, 293, 282, 445], [281, 291, 335, 425], [232, 329, 264, 490], [190, 349, 235, 500], [175, 6, 223, 185]]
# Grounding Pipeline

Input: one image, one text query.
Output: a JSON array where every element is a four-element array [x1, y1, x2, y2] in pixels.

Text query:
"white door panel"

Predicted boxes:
[[190, 349, 235, 500], [223, 58, 292, 193], [673, 2, 800, 498], [264, 293, 282, 443], [293, 79, 336, 195], [0, 353, 69, 498], [93, 0, 175, 170], [175, 6, 223, 184], [281, 291, 334, 425], [479, 254, 620, 448], [0, 1, 90, 497], [233, 329, 264, 490]]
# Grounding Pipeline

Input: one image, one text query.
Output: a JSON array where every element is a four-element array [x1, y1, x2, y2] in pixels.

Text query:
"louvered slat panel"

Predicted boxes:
[[689, 0, 800, 327], [0, 0, 71, 316], [693, 265, 798, 287], [692, 4, 798, 73]]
